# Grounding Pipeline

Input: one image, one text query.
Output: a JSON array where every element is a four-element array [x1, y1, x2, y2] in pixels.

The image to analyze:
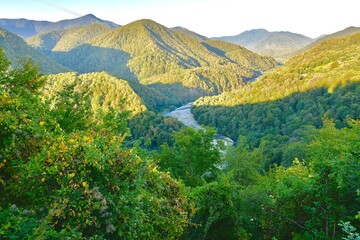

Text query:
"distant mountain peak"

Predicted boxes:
[[0, 14, 119, 38], [132, 19, 161, 27], [212, 29, 313, 62], [172, 26, 189, 31], [82, 13, 97, 18]]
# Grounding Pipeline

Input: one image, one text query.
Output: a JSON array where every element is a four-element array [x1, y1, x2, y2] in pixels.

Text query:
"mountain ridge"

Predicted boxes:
[[0, 14, 119, 38], [171, 26, 208, 42], [0, 28, 69, 73], [28, 18, 277, 110], [36, 19, 277, 91], [212, 29, 314, 62]]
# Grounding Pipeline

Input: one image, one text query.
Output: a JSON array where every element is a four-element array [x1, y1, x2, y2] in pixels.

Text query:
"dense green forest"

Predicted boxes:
[[27, 24, 112, 54], [26, 20, 277, 110], [0, 51, 193, 239], [193, 33, 360, 166], [0, 41, 359, 239], [1, 15, 360, 239], [0, 28, 68, 74]]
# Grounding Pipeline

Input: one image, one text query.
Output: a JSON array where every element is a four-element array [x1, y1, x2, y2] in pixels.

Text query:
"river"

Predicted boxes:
[[164, 102, 235, 147]]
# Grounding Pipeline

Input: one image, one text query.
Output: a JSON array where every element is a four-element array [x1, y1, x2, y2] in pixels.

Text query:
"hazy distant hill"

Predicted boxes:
[[213, 29, 314, 62], [34, 19, 276, 106], [0, 14, 119, 38], [27, 24, 112, 53], [0, 28, 68, 73], [248, 32, 314, 62], [212, 29, 271, 46], [171, 27, 208, 42]]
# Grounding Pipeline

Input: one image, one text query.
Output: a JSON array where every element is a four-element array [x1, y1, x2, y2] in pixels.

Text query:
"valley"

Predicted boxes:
[[0, 11, 359, 240], [164, 102, 235, 147]]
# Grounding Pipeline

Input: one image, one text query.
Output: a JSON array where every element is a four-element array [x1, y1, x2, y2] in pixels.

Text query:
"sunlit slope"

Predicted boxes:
[[195, 33, 360, 107], [171, 26, 208, 42], [293, 26, 360, 57], [202, 40, 276, 73], [27, 24, 112, 53], [45, 72, 147, 115]]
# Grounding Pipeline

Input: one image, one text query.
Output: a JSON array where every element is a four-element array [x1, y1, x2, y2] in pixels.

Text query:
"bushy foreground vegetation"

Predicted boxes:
[[1, 50, 359, 239], [0, 52, 192, 239]]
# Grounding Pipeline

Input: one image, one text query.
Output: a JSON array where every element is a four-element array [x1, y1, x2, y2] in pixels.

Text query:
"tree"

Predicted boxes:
[[158, 127, 222, 187], [0, 50, 193, 239]]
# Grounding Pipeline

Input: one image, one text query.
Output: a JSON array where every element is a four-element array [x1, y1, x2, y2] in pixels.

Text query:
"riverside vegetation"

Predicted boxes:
[[0, 15, 359, 239]]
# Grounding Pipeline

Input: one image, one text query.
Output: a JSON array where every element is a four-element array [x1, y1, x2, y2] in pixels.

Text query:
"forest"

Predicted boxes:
[[0, 42, 359, 240]]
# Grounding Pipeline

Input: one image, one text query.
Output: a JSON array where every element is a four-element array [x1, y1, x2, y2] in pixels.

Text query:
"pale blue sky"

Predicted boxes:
[[0, 0, 359, 38]]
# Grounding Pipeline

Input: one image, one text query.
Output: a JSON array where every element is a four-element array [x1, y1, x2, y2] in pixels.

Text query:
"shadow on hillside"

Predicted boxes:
[[49, 44, 137, 80], [192, 82, 360, 144], [146, 27, 202, 68], [127, 80, 212, 112], [201, 42, 236, 64], [45, 43, 213, 112]]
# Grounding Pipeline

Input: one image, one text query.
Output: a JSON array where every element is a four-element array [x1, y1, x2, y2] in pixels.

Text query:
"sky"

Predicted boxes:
[[0, 0, 359, 38]]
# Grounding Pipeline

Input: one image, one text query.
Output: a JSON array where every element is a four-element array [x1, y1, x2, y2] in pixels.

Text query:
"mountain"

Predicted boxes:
[[171, 27, 208, 42], [27, 24, 112, 53], [212, 29, 271, 46], [213, 29, 314, 62], [295, 26, 360, 56], [52, 19, 277, 88], [195, 32, 360, 107], [201, 40, 277, 74], [45, 72, 147, 115], [0, 28, 68, 73], [33, 19, 277, 110], [192, 33, 360, 144], [0, 14, 119, 38]]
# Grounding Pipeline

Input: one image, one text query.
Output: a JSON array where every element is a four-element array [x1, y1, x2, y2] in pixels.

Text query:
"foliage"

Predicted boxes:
[[193, 33, 360, 165], [231, 121, 360, 239], [0, 28, 68, 73], [0, 50, 193, 239], [186, 176, 248, 240], [339, 221, 360, 240], [27, 24, 112, 53], [158, 127, 222, 187], [45, 72, 147, 116], [29, 19, 277, 111], [127, 111, 185, 149]]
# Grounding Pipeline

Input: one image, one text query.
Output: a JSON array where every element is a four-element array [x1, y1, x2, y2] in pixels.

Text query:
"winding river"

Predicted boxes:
[[164, 102, 235, 147]]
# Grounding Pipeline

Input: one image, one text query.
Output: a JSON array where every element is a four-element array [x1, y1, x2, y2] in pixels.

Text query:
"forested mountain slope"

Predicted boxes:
[[28, 19, 276, 110], [27, 24, 112, 53], [43, 19, 277, 94], [45, 72, 147, 115], [193, 33, 360, 165], [0, 28, 68, 73], [294, 26, 360, 57], [195, 33, 360, 107], [170, 26, 208, 42]]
